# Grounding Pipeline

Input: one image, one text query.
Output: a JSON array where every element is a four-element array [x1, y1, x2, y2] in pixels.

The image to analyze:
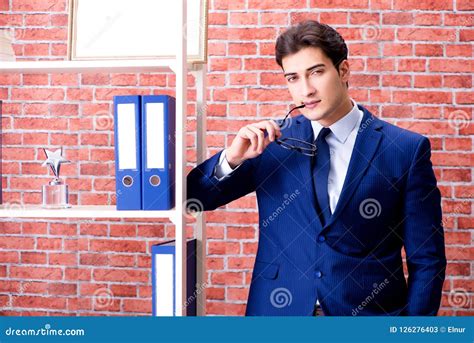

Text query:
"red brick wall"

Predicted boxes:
[[0, 0, 472, 316]]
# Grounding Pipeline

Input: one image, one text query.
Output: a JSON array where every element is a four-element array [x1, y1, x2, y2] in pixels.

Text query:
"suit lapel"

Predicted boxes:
[[324, 106, 384, 228]]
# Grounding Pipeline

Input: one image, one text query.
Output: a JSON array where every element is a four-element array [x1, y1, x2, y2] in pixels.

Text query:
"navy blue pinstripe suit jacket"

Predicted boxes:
[[187, 105, 446, 316]]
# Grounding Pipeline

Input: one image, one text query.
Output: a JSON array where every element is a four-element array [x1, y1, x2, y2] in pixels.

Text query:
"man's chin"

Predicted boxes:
[[302, 109, 326, 122]]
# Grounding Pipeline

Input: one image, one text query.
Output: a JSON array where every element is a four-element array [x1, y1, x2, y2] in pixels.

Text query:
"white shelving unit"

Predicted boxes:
[[0, 0, 207, 316], [0, 205, 177, 220]]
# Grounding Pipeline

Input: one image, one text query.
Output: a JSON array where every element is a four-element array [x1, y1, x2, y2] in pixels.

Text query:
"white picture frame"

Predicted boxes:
[[67, 0, 208, 63]]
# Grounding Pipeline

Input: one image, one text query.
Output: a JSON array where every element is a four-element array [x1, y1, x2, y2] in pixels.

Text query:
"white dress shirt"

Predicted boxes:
[[213, 100, 364, 308]]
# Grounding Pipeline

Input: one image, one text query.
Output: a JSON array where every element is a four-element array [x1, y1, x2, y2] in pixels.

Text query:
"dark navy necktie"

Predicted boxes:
[[313, 127, 332, 226]]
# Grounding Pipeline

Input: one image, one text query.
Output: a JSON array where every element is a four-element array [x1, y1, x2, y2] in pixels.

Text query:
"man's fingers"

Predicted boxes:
[[247, 125, 265, 153], [263, 121, 277, 142], [253, 120, 281, 141], [242, 127, 258, 151], [269, 120, 282, 138]]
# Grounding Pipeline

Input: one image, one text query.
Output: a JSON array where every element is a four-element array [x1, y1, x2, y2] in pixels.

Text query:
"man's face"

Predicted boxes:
[[281, 46, 350, 124]]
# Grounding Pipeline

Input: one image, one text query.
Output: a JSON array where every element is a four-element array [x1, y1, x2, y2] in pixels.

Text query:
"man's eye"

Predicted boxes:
[[287, 76, 297, 82], [312, 69, 323, 75]]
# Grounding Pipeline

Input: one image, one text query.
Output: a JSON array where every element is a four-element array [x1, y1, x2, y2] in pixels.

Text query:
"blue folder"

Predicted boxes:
[[113, 95, 142, 210], [152, 239, 197, 316], [141, 95, 176, 210]]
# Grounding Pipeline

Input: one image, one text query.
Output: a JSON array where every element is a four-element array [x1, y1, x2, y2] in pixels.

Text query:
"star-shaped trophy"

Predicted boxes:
[[41, 148, 71, 208]]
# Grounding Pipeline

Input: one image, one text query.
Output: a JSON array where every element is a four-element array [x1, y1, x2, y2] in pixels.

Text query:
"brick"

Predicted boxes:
[[442, 169, 471, 182], [394, 0, 452, 10], [414, 13, 442, 26], [13, 296, 66, 310], [0, 237, 35, 250], [445, 138, 472, 151], [393, 91, 451, 104], [109, 254, 135, 267], [208, 241, 240, 255], [261, 12, 288, 25], [383, 13, 413, 25], [211, 272, 244, 285], [227, 287, 250, 301], [433, 153, 472, 166], [12, 0, 66, 11], [444, 75, 472, 88], [454, 185, 474, 198], [414, 75, 442, 88], [12, 88, 64, 101], [210, 58, 242, 71], [230, 12, 258, 25], [207, 257, 224, 270], [10, 266, 62, 280], [309, 0, 368, 9], [430, 59, 473, 73], [398, 28, 456, 41], [229, 43, 257, 55], [206, 302, 246, 315], [457, 0, 474, 10], [123, 299, 150, 313], [90, 239, 146, 253], [93, 269, 148, 283]]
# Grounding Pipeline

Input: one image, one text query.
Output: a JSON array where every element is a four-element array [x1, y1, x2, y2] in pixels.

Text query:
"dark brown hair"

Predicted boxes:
[[275, 20, 348, 74]]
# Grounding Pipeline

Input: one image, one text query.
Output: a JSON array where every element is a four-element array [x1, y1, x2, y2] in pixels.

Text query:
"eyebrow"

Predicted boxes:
[[283, 63, 326, 77]]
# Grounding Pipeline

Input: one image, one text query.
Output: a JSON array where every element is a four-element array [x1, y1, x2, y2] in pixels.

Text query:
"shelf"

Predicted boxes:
[[0, 59, 196, 73], [0, 204, 177, 220]]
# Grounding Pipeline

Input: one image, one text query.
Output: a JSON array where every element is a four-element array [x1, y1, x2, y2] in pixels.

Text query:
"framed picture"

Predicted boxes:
[[67, 0, 208, 63]]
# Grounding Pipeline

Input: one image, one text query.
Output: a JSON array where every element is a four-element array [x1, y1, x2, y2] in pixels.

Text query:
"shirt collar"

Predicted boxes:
[[311, 99, 362, 144]]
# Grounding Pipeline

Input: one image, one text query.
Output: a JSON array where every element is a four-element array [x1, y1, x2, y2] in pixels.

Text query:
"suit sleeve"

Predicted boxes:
[[186, 150, 260, 211], [402, 137, 447, 316]]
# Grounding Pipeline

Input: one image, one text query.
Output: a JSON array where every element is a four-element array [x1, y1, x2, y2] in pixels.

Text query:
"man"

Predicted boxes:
[[187, 20, 446, 316]]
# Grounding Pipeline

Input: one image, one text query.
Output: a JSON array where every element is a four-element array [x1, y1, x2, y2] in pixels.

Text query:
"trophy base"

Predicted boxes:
[[42, 184, 71, 209]]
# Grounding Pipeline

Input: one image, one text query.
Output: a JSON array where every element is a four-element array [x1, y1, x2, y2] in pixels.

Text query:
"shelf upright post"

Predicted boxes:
[[193, 63, 207, 316], [174, 0, 188, 317]]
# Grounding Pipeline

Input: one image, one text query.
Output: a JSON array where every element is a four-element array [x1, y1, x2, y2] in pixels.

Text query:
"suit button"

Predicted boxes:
[[317, 235, 326, 242], [315, 271, 322, 278]]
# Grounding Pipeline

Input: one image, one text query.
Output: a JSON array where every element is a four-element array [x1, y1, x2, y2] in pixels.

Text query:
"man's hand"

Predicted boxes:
[[226, 120, 282, 168]]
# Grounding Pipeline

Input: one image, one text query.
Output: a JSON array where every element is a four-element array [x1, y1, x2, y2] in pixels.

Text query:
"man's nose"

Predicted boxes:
[[301, 77, 316, 98]]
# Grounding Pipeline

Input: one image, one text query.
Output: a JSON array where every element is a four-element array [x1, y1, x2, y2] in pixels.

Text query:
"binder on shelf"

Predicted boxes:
[[141, 95, 176, 210], [152, 239, 197, 316], [113, 95, 142, 210]]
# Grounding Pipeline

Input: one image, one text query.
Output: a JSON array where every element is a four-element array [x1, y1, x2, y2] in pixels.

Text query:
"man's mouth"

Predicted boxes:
[[303, 100, 321, 109]]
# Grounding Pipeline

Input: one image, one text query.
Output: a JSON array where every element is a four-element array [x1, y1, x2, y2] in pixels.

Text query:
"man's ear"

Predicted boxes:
[[338, 60, 350, 83]]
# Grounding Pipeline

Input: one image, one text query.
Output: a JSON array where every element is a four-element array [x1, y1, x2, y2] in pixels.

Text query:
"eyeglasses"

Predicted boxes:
[[274, 104, 317, 157]]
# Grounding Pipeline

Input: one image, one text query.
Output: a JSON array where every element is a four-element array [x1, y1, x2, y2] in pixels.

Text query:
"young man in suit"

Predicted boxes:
[[187, 20, 446, 316]]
